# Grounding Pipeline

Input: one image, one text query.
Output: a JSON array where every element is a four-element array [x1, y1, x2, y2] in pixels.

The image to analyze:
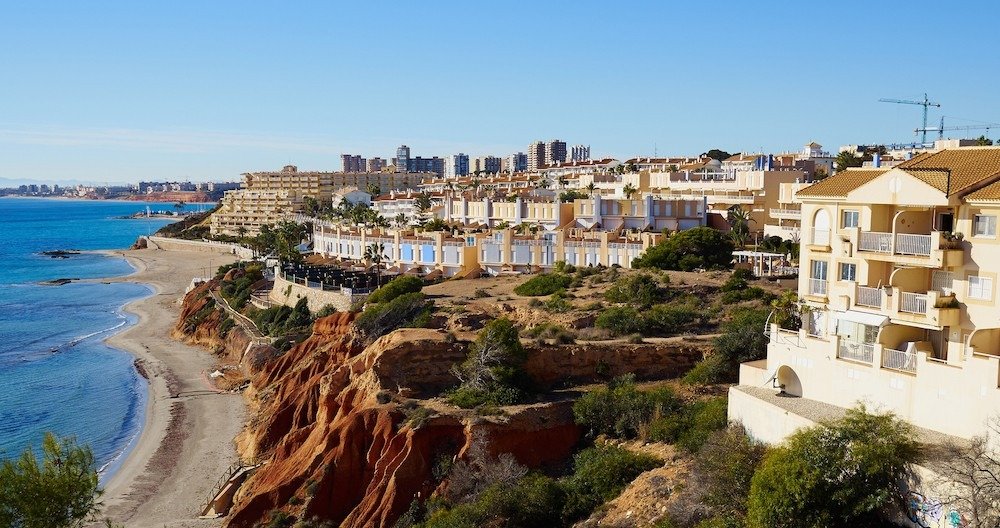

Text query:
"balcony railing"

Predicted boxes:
[[859, 231, 893, 253], [808, 278, 828, 296], [882, 348, 917, 373], [856, 286, 883, 308], [812, 229, 830, 246], [900, 292, 928, 314], [895, 233, 932, 256], [838, 341, 874, 363], [770, 208, 802, 219], [858, 231, 933, 257]]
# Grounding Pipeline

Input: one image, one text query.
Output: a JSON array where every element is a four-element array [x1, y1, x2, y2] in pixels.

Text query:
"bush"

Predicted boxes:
[[421, 473, 565, 528], [682, 354, 729, 385], [573, 375, 681, 439], [525, 323, 575, 344], [647, 397, 728, 453], [644, 303, 699, 335], [691, 425, 769, 525], [544, 291, 573, 313], [594, 306, 644, 336], [603, 273, 668, 308], [632, 227, 735, 271], [560, 445, 663, 522], [367, 275, 424, 304], [448, 318, 529, 408], [713, 308, 770, 367], [513, 273, 572, 296], [355, 292, 433, 341], [746, 407, 919, 528]]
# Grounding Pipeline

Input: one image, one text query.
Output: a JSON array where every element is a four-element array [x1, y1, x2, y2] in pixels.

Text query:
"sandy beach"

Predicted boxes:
[[97, 245, 244, 528]]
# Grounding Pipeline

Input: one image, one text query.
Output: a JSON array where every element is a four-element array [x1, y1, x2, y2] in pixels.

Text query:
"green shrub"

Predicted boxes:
[[420, 473, 565, 528], [560, 445, 663, 522], [448, 318, 530, 408], [315, 304, 338, 318], [632, 227, 734, 271], [367, 275, 424, 304], [746, 407, 919, 528], [714, 308, 770, 366], [594, 306, 644, 336], [355, 292, 433, 341], [647, 396, 728, 452], [553, 261, 576, 274], [473, 288, 491, 298], [604, 273, 668, 307], [682, 354, 729, 385], [573, 375, 681, 439], [544, 292, 573, 313], [644, 303, 699, 335], [513, 273, 572, 296]]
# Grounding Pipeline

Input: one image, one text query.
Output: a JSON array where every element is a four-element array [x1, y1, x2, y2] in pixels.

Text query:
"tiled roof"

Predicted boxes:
[[895, 148, 1000, 195], [795, 169, 889, 198], [723, 153, 761, 162], [965, 180, 1000, 202]]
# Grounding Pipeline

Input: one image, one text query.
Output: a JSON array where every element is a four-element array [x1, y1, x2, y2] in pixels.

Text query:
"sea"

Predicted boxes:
[[0, 197, 210, 479]]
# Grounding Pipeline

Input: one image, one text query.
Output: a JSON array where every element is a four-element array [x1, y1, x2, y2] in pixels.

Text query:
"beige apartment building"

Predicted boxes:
[[210, 165, 425, 236], [730, 147, 1000, 445]]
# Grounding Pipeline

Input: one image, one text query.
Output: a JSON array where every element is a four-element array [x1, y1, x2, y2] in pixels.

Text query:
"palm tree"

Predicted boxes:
[[727, 205, 754, 248], [364, 242, 387, 287], [558, 175, 568, 189], [536, 178, 551, 190], [586, 182, 597, 197], [622, 183, 638, 200], [366, 183, 381, 198], [395, 212, 407, 228]]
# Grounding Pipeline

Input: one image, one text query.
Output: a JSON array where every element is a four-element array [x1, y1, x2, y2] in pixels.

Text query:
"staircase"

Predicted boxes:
[[200, 459, 265, 518]]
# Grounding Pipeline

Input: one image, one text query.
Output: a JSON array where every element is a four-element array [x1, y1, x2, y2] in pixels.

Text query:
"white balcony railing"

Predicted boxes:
[[838, 341, 874, 363], [812, 229, 830, 246], [857, 231, 933, 257], [895, 233, 932, 256], [809, 278, 828, 296], [770, 208, 802, 219], [900, 292, 929, 314], [856, 286, 884, 308], [859, 231, 893, 253], [882, 348, 917, 373]]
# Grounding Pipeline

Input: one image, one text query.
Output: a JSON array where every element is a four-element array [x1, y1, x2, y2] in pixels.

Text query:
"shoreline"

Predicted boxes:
[[96, 245, 244, 527]]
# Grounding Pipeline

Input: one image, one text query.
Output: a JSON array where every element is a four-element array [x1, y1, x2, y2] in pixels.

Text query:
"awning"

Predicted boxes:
[[833, 310, 889, 327]]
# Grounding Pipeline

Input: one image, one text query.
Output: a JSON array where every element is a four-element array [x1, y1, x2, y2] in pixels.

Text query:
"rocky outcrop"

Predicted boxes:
[[525, 340, 707, 390], [226, 323, 580, 528]]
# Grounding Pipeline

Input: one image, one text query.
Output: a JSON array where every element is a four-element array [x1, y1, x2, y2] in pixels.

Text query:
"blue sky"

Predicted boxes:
[[1, 1, 999, 184]]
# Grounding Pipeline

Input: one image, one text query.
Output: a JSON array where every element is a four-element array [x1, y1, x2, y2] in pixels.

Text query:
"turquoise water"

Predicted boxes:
[[0, 198, 209, 478]]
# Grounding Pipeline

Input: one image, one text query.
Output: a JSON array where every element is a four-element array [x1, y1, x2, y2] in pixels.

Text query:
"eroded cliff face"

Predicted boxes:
[[226, 322, 582, 528]]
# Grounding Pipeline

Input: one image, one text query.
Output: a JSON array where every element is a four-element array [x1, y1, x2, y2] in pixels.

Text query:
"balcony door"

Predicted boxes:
[[937, 212, 954, 233], [811, 260, 828, 281]]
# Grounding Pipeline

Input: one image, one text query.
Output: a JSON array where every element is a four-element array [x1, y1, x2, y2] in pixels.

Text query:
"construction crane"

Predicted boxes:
[[879, 93, 941, 144], [916, 116, 1000, 140]]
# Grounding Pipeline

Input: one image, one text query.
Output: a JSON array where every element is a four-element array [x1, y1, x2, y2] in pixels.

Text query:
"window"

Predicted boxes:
[[840, 263, 857, 281], [811, 260, 828, 280], [968, 275, 994, 301], [974, 215, 997, 237], [842, 210, 859, 228]]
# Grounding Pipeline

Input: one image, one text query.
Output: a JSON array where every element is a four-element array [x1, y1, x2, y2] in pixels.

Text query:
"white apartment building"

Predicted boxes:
[[730, 147, 1000, 446]]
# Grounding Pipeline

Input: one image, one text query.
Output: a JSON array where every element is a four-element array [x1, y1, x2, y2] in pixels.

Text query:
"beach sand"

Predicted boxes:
[[97, 246, 244, 528]]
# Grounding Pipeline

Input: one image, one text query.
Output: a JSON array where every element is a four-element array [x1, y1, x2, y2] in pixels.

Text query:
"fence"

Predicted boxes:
[[856, 286, 883, 308], [838, 341, 874, 363], [895, 233, 932, 256], [859, 231, 892, 253], [900, 292, 928, 314], [882, 348, 917, 373]]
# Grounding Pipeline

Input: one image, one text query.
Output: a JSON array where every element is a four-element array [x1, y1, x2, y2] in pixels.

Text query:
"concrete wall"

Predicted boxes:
[[147, 236, 253, 258], [269, 272, 354, 313]]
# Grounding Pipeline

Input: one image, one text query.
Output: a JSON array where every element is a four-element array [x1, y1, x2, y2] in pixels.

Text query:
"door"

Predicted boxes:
[[938, 212, 954, 233]]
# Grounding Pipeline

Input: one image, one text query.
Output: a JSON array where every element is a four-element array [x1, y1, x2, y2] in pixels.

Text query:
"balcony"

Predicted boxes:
[[808, 278, 828, 297], [881, 348, 917, 373], [899, 292, 928, 314], [838, 341, 874, 364], [769, 208, 802, 220], [855, 230, 964, 268], [811, 229, 830, 247], [855, 285, 884, 309]]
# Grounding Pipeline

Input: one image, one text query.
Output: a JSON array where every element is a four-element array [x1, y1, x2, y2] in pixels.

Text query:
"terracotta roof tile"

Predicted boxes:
[[896, 148, 1000, 195], [795, 169, 889, 198], [965, 180, 1000, 202]]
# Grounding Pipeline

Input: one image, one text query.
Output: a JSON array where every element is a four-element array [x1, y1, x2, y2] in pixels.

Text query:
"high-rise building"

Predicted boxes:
[[340, 154, 366, 173], [395, 145, 411, 173], [506, 152, 528, 173], [446, 153, 470, 178], [545, 139, 567, 166], [367, 157, 387, 172], [527, 141, 546, 171], [409, 157, 445, 177], [570, 145, 591, 162], [470, 156, 502, 175]]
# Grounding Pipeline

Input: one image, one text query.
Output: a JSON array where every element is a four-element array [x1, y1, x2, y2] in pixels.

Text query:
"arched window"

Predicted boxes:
[[812, 209, 831, 245]]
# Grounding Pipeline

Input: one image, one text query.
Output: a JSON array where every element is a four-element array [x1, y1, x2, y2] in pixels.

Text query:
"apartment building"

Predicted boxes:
[[572, 195, 707, 232], [312, 223, 666, 278], [762, 180, 810, 242], [527, 141, 545, 171], [649, 156, 807, 232], [506, 152, 528, 173], [545, 139, 567, 166], [470, 155, 502, 175], [341, 154, 366, 173], [367, 157, 387, 173], [440, 196, 573, 231], [210, 166, 425, 236], [570, 144, 591, 162], [730, 146, 1000, 445], [372, 189, 445, 225], [446, 153, 470, 178]]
